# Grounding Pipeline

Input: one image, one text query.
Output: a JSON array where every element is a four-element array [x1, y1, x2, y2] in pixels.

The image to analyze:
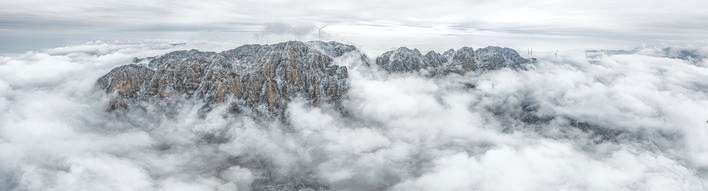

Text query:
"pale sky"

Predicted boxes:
[[2, 0, 707, 54]]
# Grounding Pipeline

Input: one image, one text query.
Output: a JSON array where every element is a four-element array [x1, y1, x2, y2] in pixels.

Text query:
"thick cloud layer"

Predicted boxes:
[[1, 41, 707, 190], [261, 22, 316, 37]]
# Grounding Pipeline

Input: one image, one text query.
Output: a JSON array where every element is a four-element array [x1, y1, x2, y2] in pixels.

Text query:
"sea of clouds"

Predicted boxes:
[[0, 40, 707, 191]]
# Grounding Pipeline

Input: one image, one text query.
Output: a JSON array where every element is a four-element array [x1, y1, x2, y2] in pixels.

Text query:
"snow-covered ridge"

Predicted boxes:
[[97, 41, 528, 116], [97, 41, 359, 117], [376, 46, 529, 75]]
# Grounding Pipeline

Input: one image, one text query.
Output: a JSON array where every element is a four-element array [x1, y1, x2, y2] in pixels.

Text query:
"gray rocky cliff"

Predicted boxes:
[[97, 41, 366, 116], [376, 46, 529, 75], [97, 41, 529, 117]]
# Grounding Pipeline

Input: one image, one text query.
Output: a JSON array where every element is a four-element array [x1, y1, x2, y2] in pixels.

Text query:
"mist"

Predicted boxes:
[[1, 40, 707, 190]]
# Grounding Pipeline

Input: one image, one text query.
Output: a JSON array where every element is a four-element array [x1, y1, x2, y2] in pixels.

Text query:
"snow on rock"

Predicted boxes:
[[376, 46, 529, 75], [97, 41, 364, 117]]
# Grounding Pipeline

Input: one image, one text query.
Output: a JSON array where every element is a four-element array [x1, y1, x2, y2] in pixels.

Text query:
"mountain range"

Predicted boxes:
[[97, 41, 531, 117]]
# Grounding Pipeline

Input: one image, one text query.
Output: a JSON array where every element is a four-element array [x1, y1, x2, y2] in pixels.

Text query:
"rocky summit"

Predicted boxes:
[[376, 46, 528, 75], [97, 41, 529, 117], [97, 41, 365, 116]]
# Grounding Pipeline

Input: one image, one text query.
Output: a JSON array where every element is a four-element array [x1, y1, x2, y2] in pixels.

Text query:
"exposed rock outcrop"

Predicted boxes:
[[376, 46, 528, 75], [97, 41, 367, 116], [97, 41, 528, 117]]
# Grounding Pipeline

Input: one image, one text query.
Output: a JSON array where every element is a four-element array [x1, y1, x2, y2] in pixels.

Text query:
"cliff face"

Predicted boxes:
[[376, 47, 436, 72], [94, 42, 531, 189], [97, 41, 529, 117], [376, 46, 528, 75], [97, 41, 365, 116]]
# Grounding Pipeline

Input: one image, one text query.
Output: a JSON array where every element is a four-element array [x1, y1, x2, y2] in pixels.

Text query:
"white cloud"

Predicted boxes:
[[260, 22, 316, 37], [0, 41, 707, 190]]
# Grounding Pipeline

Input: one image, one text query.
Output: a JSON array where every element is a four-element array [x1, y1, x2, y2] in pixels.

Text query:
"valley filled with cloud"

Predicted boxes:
[[1, 40, 707, 190]]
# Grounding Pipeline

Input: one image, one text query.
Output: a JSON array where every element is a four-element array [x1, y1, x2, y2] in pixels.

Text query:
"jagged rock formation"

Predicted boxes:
[[376, 46, 528, 75], [96, 42, 535, 190], [97, 41, 366, 116], [97, 41, 529, 117]]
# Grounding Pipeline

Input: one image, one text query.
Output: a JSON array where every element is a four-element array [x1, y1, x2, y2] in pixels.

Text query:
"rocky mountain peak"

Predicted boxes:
[[97, 41, 529, 118], [97, 41, 364, 117], [376, 46, 529, 75], [375, 47, 435, 72], [473, 46, 528, 71]]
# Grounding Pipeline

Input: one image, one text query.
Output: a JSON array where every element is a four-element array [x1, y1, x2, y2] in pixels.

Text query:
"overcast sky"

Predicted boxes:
[[2, 0, 708, 54]]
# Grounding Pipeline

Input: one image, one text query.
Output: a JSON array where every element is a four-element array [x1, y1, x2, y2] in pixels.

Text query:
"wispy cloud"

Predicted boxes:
[[0, 41, 707, 190]]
